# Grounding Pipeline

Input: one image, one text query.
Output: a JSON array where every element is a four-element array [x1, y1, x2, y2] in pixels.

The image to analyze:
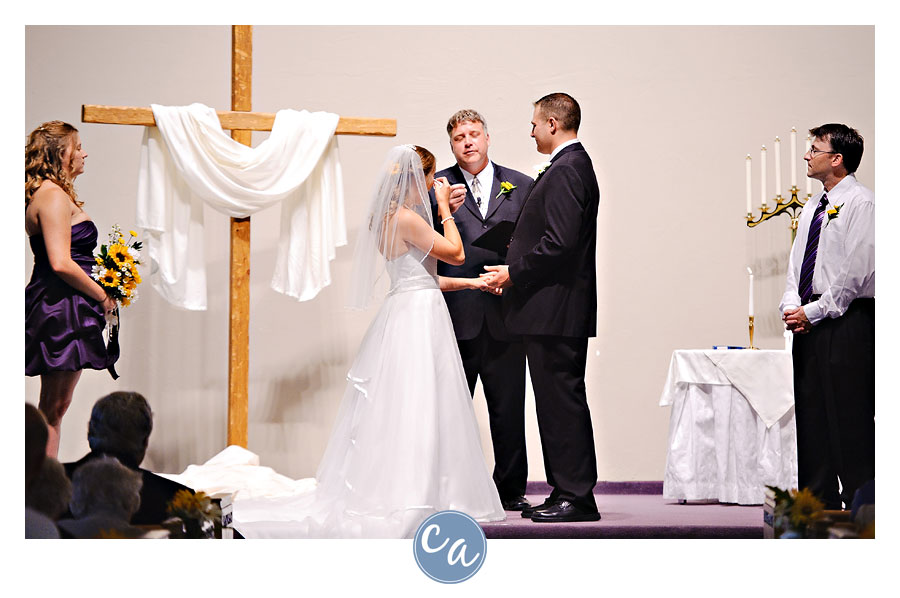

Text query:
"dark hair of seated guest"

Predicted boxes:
[[26, 457, 72, 520], [88, 391, 153, 468], [26, 403, 49, 489]]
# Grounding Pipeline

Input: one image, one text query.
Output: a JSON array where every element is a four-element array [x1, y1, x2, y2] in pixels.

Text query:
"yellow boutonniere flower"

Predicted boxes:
[[495, 181, 517, 199], [825, 202, 844, 227]]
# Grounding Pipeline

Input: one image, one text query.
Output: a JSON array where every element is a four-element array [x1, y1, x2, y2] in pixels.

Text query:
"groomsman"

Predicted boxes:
[[780, 123, 874, 509], [484, 93, 601, 522], [431, 109, 533, 511]]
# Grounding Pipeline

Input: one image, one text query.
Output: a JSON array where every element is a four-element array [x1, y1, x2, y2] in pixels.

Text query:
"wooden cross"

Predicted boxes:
[[82, 26, 396, 448]]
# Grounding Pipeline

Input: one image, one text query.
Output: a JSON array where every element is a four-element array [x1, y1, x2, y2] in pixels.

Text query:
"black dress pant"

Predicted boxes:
[[521, 334, 598, 512], [457, 323, 527, 500], [792, 298, 875, 509]]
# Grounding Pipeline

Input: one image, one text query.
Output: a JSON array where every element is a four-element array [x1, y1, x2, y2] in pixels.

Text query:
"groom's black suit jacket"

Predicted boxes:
[[432, 162, 533, 342], [502, 141, 600, 508], [504, 142, 599, 338]]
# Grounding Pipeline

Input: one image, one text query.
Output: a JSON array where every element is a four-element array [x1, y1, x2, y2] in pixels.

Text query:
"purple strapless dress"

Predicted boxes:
[[25, 221, 119, 375]]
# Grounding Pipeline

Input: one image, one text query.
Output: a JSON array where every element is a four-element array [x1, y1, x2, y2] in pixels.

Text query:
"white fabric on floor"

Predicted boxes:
[[659, 349, 798, 505], [136, 103, 345, 309]]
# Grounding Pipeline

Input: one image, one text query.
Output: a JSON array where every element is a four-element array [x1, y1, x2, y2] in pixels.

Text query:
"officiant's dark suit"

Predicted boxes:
[[501, 93, 600, 521], [430, 110, 533, 509]]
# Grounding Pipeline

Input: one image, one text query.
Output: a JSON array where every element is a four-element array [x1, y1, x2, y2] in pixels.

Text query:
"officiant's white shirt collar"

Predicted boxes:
[[550, 138, 580, 161], [461, 160, 494, 192]]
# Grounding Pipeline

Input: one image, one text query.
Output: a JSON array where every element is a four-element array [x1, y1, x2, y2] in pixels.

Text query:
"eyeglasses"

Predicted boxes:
[[806, 147, 837, 157]]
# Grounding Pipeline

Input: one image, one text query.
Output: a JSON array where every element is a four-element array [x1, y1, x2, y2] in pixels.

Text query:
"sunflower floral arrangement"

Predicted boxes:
[[92, 224, 143, 312], [164, 490, 222, 539], [766, 485, 825, 538]]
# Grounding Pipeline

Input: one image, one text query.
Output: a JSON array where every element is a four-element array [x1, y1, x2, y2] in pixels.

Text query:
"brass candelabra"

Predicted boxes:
[[746, 186, 811, 243], [748, 315, 756, 349]]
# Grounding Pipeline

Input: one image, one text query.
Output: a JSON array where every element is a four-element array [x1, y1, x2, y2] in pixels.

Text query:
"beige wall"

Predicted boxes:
[[24, 26, 874, 481]]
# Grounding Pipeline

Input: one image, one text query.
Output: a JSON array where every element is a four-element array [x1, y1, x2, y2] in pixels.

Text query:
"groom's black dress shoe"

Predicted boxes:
[[501, 496, 531, 511], [529, 500, 601, 523], [521, 497, 556, 518]]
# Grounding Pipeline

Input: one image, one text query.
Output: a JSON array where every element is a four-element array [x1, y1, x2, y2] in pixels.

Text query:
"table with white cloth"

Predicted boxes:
[[659, 349, 798, 505]]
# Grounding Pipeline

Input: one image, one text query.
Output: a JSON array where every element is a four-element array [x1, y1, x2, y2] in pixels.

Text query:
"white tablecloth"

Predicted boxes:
[[659, 349, 798, 505]]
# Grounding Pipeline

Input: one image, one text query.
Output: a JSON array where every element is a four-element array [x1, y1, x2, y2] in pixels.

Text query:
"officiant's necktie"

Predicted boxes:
[[798, 193, 829, 304], [471, 176, 485, 215]]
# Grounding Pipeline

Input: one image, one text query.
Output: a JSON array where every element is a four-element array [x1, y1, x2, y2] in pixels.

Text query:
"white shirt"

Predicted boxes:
[[461, 161, 495, 219], [550, 138, 580, 161], [779, 174, 874, 325]]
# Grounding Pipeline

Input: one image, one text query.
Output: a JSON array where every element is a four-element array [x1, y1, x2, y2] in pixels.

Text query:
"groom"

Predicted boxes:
[[431, 109, 533, 512], [484, 93, 601, 522]]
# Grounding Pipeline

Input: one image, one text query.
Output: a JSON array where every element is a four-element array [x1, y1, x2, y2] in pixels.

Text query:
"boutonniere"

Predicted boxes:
[[494, 181, 517, 200], [825, 203, 844, 227], [534, 161, 552, 176]]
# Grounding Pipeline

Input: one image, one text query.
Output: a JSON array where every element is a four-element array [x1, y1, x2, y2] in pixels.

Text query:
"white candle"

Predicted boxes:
[[745, 155, 752, 214], [760, 145, 767, 207], [747, 267, 754, 317], [806, 135, 812, 195], [790, 127, 797, 188], [774, 137, 782, 196]]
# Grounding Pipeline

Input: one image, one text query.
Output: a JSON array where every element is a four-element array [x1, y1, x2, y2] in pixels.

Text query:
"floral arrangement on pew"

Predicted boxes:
[[164, 490, 222, 539], [766, 485, 873, 538], [766, 486, 824, 538]]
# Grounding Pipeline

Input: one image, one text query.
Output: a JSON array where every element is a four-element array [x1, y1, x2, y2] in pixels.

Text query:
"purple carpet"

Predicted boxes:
[[481, 482, 763, 539]]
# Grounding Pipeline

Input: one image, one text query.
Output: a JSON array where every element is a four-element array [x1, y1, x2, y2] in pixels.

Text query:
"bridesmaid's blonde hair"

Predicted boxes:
[[25, 120, 82, 207]]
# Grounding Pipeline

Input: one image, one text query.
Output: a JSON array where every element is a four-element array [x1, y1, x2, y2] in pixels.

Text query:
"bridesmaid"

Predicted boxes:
[[25, 121, 118, 458]]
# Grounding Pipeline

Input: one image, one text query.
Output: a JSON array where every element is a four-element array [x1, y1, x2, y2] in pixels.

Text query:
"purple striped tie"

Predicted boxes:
[[798, 193, 829, 304]]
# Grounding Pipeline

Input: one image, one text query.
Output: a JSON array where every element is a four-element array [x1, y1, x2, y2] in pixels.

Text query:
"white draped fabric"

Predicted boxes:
[[136, 103, 346, 310], [659, 349, 798, 505]]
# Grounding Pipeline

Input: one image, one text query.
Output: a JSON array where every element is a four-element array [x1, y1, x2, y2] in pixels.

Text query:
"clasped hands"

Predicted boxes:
[[480, 265, 511, 292], [783, 306, 812, 334]]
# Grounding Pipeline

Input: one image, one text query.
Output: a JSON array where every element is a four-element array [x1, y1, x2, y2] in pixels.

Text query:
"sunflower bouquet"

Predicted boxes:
[[91, 224, 143, 309]]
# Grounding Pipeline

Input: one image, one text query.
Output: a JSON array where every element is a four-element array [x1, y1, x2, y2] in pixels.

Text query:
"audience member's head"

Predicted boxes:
[[69, 456, 143, 521], [26, 457, 72, 520], [26, 403, 48, 489], [87, 391, 153, 468]]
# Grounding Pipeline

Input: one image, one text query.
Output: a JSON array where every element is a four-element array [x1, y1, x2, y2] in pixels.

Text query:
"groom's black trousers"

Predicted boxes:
[[522, 334, 598, 512]]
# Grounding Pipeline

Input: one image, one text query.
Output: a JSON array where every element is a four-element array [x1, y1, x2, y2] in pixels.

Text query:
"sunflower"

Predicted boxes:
[[108, 243, 134, 268], [99, 269, 121, 288], [789, 488, 824, 528]]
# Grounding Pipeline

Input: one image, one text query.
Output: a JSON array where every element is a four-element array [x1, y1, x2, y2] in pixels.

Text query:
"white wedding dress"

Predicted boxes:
[[225, 245, 505, 538]]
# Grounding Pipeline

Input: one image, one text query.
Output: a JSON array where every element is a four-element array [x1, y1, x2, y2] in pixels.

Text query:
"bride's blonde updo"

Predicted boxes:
[[25, 120, 82, 207]]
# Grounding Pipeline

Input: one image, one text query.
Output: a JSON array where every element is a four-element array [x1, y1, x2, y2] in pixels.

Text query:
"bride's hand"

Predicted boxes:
[[434, 176, 451, 206]]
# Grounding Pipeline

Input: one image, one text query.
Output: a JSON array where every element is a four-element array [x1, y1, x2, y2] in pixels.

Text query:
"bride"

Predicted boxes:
[[224, 145, 506, 538]]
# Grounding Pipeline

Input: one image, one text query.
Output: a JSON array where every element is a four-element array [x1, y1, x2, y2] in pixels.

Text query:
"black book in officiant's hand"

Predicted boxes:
[[472, 220, 516, 256]]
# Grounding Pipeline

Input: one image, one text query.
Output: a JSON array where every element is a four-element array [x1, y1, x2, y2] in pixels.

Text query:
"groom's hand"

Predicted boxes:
[[482, 265, 511, 289]]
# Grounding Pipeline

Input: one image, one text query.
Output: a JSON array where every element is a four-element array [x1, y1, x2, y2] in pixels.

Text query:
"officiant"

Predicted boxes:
[[430, 109, 533, 512]]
